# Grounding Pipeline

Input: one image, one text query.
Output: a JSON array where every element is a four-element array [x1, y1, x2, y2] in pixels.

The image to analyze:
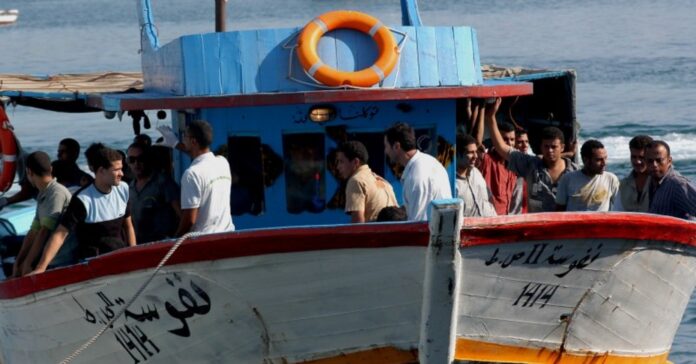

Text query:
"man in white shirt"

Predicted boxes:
[[160, 120, 234, 235], [384, 122, 452, 221], [555, 139, 619, 212]]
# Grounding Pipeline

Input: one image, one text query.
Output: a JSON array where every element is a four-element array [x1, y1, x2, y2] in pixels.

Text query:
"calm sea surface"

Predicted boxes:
[[1, 0, 695, 361]]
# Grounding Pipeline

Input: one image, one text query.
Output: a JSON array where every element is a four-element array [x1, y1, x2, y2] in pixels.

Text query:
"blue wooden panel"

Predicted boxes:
[[392, 26, 420, 88], [256, 29, 283, 92], [271, 28, 304, 92], [416, 27, 439, 87], [219, 32, 242, 95], [382, 28, 406, 88], [453, 27, 479, 85], [334, 29, 378, 73], [181, 35, 209, 96], [238, 30, 260, 94], [285, 27, 315, 90], [435, 28, 458, 86], [316, 31, 338, 77], [471, 28, 483, 84], [201, 34, 223, 95], [143, 38, 184, 95]]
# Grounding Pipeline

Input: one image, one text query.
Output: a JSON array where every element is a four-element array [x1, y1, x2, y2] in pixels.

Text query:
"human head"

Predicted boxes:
[[335, 141, 368, 180], [499, 122, 516, 148], [84, 143, 124, 187], [515, 129, 530, 153], [646, 140, 672, 181], [58, 138, 80, 162], [628, 135, 653, 175], [25, 151, 53, 186], [384, 122, 416, 166], [580, 139, 607, 175], [184, 120, 213, 153], [539, 127, 565, 163], [133, 133, 152, 147], [376, 206, 407, 222], [457, 134, 478, 170], [127, 143, 152, 179]]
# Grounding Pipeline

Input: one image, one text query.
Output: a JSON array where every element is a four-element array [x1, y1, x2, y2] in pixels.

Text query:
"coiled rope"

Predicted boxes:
[[59, 231, 200, 364]]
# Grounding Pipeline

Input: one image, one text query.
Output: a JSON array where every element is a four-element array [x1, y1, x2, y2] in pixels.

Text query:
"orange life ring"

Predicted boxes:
[[0, 106, 18, 193], [297, 10, 399, 87]]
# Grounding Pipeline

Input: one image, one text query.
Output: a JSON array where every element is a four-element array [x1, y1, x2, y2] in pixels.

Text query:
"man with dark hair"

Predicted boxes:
[[646, 140, 696, 220], [616, 135, 653, 212], [376, 206, 407, 222], [336, 141, 397, 223], [12, 151, 76, 276], [456, 134, 496, 217], [30, 143, 136, 275], [486, 98, 577, 212], [515, 129, 532, 155], [127, 143, 181, 243], [160, 120, 234, 235], [56, 138, 93, 188], [384, 122, 451, 221], [474, 103, 526, 215], [555, 140, 619, 211]]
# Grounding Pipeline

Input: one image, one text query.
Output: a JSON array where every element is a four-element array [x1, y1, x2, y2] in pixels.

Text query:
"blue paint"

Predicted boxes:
[[393, 26, 420, 88], [219, 32, 243, 95], [453, 27, 478, 85], [400, 0, 423, 26], [181, 35, 209, 96], [435, 28, 458, 86], [416, 27, 439, 87]]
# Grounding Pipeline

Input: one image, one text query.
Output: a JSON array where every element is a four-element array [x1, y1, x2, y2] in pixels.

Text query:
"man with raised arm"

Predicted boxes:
[[473, 100, 525, 215], [335, 141, 398, 223], [615, 135, 653, 212], [30, 144, 135, 275], [555, 140, 619, 211], [159, 120, 234, 235], [646, 140, 696, 220], [384, 122, 451, 221], [485, 98, 577, 212]]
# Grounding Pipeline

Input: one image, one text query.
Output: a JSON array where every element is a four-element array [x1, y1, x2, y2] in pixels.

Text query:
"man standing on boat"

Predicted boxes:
[[159, 120, 234, 235], [555, 140, 619, 211], [486, 98, 577, 212], [646, 140, 696, 220], [127, 142, 181, 243], [474, 100, 526, 215], [30, 143, 136, 275], [384, 122, 452, 221], [335, 141, 398, 223], [456, 134, 496, 217], [12, 151, 76, 276], [614, 135, 653, 212]]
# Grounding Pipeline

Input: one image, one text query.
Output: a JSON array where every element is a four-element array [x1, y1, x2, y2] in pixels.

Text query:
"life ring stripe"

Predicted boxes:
[[368, 22, 382, 37], [308, 60, 324, 77], [2, 154, 16, 162], [370, 65, 385, 81], [312, 18, 328, 33]]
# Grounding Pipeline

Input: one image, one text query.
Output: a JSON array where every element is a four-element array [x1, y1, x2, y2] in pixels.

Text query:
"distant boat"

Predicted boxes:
[[0, 9, 19, 25]]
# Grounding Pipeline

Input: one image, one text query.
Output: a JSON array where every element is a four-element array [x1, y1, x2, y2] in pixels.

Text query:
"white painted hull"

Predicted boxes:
[[1, 212, 694, 363], [0, 10, 18, 25]]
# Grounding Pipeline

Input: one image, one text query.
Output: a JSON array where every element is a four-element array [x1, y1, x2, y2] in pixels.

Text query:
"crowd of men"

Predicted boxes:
[[2, 97, 695, 276], [1, 120, 233, 277]]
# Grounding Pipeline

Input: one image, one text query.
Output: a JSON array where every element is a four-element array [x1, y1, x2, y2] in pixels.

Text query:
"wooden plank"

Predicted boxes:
[[202, 33, 223, 95], [257, 29, 284, 93], [181, 35, 209, 95], [416, 27, 439, 87], [453, 27, 478, 86], [238, 30, 260, 94], [219, 32, 242, 95], [435, 28, 458, 86], [471, 28, 483, 84], [382, 27, 406, 88], [392, 26, 419, 88]]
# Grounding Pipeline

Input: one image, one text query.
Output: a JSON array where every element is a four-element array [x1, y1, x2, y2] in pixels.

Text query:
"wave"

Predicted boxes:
[[581, 132, 696, 164]]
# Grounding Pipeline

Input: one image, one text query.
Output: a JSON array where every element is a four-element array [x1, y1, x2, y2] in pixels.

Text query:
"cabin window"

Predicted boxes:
[[227, 136, 265, 216], [283, 133, 326, 214]]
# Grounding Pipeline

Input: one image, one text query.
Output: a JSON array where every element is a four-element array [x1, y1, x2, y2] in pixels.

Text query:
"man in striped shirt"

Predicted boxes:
[[646, 140, 696, 220]]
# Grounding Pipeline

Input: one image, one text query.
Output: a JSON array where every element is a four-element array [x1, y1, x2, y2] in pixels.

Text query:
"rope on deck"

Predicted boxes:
[[58, 232, 201, 364]]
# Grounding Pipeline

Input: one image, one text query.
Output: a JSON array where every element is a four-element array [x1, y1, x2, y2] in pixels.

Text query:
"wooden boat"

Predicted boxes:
[[0, 0, 694, 363], [0, 10, 18, 26]]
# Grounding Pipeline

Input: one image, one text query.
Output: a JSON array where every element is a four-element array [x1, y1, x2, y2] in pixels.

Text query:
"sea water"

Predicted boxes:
[[1, 0, 695, 361]]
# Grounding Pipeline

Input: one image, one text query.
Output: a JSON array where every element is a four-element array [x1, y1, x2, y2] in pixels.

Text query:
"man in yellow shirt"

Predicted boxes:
[[335, 141, 398, 223]]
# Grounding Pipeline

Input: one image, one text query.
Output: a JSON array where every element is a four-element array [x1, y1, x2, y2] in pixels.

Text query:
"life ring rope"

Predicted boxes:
[[286, 10, 406, 89]]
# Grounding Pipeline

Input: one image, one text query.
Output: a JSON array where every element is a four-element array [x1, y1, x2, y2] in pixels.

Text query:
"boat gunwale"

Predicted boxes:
[[1, 212, 693, 300]]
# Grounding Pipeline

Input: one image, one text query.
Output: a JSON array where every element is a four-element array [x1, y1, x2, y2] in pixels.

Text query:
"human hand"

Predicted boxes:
[[156, 126, 179, 148], [484, 97, 502, 118]]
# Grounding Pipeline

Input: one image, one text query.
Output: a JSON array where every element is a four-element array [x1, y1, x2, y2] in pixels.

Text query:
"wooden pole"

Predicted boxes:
[[418, 199, 463, 364], [215, 0, 226, 32]]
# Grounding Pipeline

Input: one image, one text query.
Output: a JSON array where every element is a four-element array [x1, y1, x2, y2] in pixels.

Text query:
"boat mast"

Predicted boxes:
[[400, 0, 422, 26], [215, 0, 226, 32]]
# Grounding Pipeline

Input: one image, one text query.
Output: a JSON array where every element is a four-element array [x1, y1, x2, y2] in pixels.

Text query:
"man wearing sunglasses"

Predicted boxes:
[[646, 140, 696, 220]]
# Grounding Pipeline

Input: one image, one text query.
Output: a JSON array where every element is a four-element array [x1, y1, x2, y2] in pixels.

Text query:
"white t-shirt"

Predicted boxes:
[[181, 152, 235, 233], [555, 170, 619, 212], [455, 168, 497, 218], [401, 151, 452, 221]]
